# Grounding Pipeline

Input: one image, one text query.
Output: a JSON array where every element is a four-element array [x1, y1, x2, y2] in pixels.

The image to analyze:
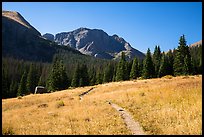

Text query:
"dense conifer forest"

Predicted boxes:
[[2, 35, 202, 98]]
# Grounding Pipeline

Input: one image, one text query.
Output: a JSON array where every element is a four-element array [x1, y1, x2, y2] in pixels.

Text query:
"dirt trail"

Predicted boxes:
[[108, 101, 145, 135], [79, 87, 94, 100]]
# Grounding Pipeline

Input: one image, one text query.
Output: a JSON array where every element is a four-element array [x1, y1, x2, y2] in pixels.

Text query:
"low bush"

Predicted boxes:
[[17, 96, 22, 99], [2, 126, 15, 135], [162, 75, 173, 79], [56, 100, 65, 108]]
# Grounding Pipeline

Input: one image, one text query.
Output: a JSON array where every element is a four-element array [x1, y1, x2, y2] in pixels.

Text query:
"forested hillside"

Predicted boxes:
[[2, 34, 202, 99]]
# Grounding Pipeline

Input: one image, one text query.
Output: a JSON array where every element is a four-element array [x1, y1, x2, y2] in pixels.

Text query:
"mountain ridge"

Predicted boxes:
[[43, 27, 145, 60], [2, 10, 82, 62]]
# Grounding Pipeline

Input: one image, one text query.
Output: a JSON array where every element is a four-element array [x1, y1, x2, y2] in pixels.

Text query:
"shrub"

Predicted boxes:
[[162, 75, 173, 79], [17, 96, 22, 99], [56, 100, 65, 108], [137, 77, 144, 80], [2, 126, 15, 135], [182, 76, 189, 79]]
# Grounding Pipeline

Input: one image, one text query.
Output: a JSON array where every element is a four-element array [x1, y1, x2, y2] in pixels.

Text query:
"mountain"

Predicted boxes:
[[2, 10, 81, 62], [189, 40, 202, 47], [50, 27, 145, 60], [42, 33, 54, 41]]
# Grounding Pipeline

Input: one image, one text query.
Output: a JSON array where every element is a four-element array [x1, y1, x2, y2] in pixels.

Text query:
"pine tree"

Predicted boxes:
[[26, 63, 38, 94], [103, 63, 114, 83], [112, 66, 117, 82], [79, 64, 89, 87], [79, 78, 83, 87], [38, 75, 45, 86], [142, 48, 155, 79], [166, 49, 174, 75], [116, 52, 128, 81], [58, 60, 69, 89], [89, 67, 96, 86], [183, 55, 192, 75], [71, 64, 80, 87], [153, 45, 161, 77], [198, 57, 202, 74], [130, 57, 139, 79], [158, 53, 169, 77], [96, 71, 103, 84], [127, 60, 133, 80], [173, 35, 192, 75], [138, 59, 143, 77], [47, 57, 69, 91], [9, 80, 18, 98], [2, 67, 9, 98], [17, 71, 27, 96]]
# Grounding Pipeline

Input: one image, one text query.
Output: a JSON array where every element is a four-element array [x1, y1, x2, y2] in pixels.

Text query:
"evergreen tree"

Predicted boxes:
[[153, 45, 162, 77], [26, 64, 38, 94], [183, 55, 193, 75], [9, 80, 18, 98], [79, 64, 89, 87], [79, 78, 83, 87], [127, 60, 133, 80], [17, 71, 27, 96], [96, 71, 103, 84], [166, 49, 174, 75], [47, 57, 69, 91], [103, 63, 114, 83], [71, 64, 80, 87], [116, 52, 128, 81], [38, 75, 45, 86], [138, 59, 143, 77], [198, 56, 202, 74], [130, 57, 139, 79], [112, 66, 117, 82], [142, 48, 155, 79], [173, 50, 183, 75], [2, 67, 9, 98], [173, 35, 192, 75], [89, 67, 96, 86], [158, 53, 169, 77], [58, 59, 70, 89]]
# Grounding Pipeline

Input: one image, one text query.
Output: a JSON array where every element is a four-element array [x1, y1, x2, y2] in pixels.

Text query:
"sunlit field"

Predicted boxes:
[[2, 75, 202, 135]]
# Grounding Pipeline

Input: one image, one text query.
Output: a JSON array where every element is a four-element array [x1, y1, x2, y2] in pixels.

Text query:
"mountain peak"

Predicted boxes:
[[54, 27, 145, 60], [2, 10, 41, 36], [3, 10, 31, 29]]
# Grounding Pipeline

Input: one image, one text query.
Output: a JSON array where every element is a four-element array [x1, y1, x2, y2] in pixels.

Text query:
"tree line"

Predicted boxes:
[[2, 35, 202, 98]]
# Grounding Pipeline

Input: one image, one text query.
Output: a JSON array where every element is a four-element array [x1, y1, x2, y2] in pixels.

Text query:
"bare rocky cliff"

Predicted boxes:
[[53, 28, 145, 60]]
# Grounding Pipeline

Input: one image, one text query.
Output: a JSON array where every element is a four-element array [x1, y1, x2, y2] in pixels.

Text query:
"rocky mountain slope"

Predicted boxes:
[[43, 28, 145, 60], [2, 10, 81, 62]]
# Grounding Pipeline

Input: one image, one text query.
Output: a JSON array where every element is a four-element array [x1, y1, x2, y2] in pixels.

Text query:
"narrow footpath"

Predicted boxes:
[[79, 87, 94, 100], [108, 101, 145, 135]]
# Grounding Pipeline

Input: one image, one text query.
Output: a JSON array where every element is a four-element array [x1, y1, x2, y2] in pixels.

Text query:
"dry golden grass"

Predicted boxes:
[[2, 75, 202, 135], [2, 86, 130, 135]]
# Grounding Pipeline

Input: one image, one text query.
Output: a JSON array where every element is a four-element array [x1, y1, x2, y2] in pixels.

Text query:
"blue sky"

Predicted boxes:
[[2, 2, 202, 53]]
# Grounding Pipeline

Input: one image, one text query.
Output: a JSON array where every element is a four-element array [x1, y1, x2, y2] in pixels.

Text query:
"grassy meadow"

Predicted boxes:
[[2, 75, 202, 135]]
